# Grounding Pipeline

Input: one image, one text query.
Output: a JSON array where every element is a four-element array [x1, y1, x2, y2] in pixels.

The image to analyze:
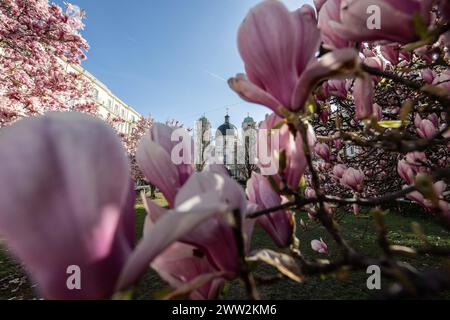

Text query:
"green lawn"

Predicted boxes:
[[1, 193, 450, 300]]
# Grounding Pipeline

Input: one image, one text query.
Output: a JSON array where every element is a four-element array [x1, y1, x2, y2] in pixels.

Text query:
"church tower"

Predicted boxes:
[[216, 111, 238, 177]]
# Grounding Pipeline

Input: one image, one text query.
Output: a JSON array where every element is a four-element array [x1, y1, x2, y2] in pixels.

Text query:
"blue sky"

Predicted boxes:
[[57, 0, 313, 128]]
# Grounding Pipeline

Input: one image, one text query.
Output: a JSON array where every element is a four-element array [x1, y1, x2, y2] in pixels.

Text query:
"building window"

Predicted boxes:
[[92, 88, 99, 101], [106, 99, 112, 110], [114, 105, 119, 114]]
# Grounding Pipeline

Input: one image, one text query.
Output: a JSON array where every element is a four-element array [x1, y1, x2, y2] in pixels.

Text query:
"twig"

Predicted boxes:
[[232, 209, 260, 300], [362, 64, 450, 109]]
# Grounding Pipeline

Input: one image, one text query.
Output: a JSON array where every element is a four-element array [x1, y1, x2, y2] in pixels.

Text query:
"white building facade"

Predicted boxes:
[[67, 64, 141, 134]]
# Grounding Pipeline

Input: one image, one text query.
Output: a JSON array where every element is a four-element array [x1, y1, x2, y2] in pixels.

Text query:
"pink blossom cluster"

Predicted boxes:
[[0, 0, 95, 126]]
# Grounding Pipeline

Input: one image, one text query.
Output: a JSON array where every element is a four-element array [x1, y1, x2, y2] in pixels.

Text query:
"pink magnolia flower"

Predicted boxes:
[[334, 138, 343, 150], [397, 160, 415, 185], [0, 112, 136, 299], [317, 161, 332, 172], [229, 0, 359, 116], [305, 187, 317, 199], [353, 74, 374, 120], [171, 172, 253, 277], [319, 104, 331, 123], [415, 114, 437, 139], [380, 44, 400, 65], [315, 142, 331, 162], [311, 238, 328, 254], [421, 69, 436, 84], [400, 50, 413, 63], [363, 48, 376, 58], [151, 242, 225, 300], [326, 0, 433, 44], [117, 171, 252, 292], [406, 189, 428, 207], [327, 79, 350, 99], [433, 70, 450, 92], [247, 173, 294, 248], [406, 152, 427, 166], [364, 56, 385, 74], [414, 46, 435, 63], [406, 181, 449, 216], [314, 0, 327, 12], [142, 200, 225, 300], [332, 164, 347, 180], [317, 0, 352, 48], [340, 167, 365, 193], [136, 123, 194, 206], [427, 113, 440, 128], [259, 113, 316, 189], [373, 103, 383, 121]]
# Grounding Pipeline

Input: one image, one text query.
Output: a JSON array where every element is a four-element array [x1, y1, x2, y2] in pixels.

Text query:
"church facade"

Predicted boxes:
[[194, 112, 257, 180]]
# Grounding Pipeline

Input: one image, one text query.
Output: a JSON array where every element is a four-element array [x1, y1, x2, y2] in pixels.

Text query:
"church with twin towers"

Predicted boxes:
[[194, 111, 258, 181]]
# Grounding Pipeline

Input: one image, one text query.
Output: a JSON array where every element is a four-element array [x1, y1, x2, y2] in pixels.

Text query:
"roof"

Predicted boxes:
[[216, 114, 237, 136], [243, 116, 255, 124], [217, 122, 237, 136], [242, 116, 256, 124]]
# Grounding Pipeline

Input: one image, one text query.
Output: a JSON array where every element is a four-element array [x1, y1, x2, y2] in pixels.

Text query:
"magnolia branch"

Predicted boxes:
[[362, 63, 450, 109], [248, 167, 450, 219]]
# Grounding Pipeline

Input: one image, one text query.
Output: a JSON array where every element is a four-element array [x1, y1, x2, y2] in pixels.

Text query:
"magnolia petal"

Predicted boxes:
[[293, 5, 321, 75], [151, 123, 176, 155], [228, 74, 282, 115], [203, 163, 230, 177], [175, 172, 246, 214], [176, 172, 247, 276], [339, 0, 421, 43], [116, 199, 229, 292], [121, 182, 137, 248], [380, 45, 400, 65], [151, 238, 225, 300], [237, 0, 298, 107], [318, 0, 352, 49], [311, 238, 328, 254], [354, 75, 375, 120], [314, 0, 327, 11], [282, 126, 308, 189], [292, 48, 359, 111], [0, 112, 132, 299], [247, 173, 293, 248], [141, 192, 168, 237], [137, 135, 180, 206]]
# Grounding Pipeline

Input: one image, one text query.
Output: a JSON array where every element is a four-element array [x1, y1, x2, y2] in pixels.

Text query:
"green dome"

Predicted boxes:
[[243, 116, 254, 123]]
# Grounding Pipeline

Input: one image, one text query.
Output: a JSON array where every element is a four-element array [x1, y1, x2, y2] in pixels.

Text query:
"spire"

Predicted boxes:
[[225, 108, 230, 124]]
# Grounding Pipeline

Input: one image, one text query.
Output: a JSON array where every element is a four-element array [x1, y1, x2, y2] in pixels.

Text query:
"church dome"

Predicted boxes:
[[243, 115, 255, 124], [216, 114, 237, 136], [242, 114, 256, 130]]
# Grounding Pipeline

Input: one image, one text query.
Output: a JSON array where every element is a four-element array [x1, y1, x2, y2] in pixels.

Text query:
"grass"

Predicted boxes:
[[1, 193, 450, 300]]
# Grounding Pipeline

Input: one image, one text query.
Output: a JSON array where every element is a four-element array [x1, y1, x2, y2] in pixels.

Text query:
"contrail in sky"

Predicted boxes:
[[205, 70, 228, 82]]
